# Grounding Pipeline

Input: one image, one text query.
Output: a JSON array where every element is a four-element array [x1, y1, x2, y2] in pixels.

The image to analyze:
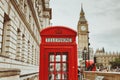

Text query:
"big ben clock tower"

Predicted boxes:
[[77, 5, 89, 65]]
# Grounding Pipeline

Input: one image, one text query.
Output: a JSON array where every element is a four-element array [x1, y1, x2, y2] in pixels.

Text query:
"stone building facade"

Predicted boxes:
[[95, 48, 120, 68], [0, 0, 51, 80]]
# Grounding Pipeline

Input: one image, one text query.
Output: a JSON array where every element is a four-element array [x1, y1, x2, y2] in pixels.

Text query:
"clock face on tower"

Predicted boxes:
[[81, 26, 86, 31]]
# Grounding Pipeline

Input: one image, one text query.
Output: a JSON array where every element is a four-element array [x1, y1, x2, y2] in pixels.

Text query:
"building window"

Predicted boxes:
[[24, 0, 27, 15], [16, 29, 22, 61], [1, 13, 11, 57], [35, 0, 38, 7], [34, 48, 37, 65], [19, 0, 24, 11], [32, 45, 34, 64], [27, 40, 30, 63], [29, 14, 32, 23], [22, 34, 25, 62]]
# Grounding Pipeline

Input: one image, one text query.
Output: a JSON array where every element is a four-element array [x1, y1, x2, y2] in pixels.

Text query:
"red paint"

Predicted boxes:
[[40, 26, 78, 80]]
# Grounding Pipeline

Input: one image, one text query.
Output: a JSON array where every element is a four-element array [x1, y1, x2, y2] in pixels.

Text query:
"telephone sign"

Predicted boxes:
[[40, 26, 78, 80]]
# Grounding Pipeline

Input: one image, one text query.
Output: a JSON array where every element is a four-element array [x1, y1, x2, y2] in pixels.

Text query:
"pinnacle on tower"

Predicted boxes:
[[80, 4, 84, 16], [79, 4, 87, 22]]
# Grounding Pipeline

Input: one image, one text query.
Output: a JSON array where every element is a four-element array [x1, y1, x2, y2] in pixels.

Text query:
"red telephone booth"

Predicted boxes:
[[40, 26, 78, 80]]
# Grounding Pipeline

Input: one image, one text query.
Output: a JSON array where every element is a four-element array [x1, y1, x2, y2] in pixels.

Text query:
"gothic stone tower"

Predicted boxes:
[[77, 5, 89, 65]]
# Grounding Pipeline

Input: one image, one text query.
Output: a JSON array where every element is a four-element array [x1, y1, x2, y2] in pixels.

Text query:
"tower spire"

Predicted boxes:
[[80, 3, 84, 16], [79, 4, 86, 22]]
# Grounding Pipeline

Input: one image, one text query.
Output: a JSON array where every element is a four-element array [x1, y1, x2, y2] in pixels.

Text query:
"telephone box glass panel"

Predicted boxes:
[[49, 52, 68, 80]]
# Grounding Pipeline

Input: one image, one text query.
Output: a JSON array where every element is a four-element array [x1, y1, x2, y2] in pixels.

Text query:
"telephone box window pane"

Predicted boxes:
[[62, 55, 67, 62], [50, 55, 54, 62], [48, 52, 68, 80], [49, 63, 54, 72], [56, 55, 61, 62], [56, 63, 61, 71], [49, 73, 54, 80], [55, 73, 61, 79], [62, 74, 67, 79], [62, 63, 67, 71]]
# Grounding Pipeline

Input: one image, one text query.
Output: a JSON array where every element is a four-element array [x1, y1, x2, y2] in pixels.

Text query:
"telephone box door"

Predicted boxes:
[[45, 49, 70, 80]]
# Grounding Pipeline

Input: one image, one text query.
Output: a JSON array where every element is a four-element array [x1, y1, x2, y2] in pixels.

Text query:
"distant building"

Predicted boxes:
[[0, 0, 51, 80], [95, 48, 120, 68]]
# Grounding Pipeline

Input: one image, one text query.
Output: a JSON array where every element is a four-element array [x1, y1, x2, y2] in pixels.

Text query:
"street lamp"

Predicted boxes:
[[88, 43, 90, 60], [83, 47, 87, 71]]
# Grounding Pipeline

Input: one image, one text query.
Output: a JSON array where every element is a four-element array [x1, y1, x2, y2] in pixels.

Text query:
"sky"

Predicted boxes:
[[50, 0, 120, 52]]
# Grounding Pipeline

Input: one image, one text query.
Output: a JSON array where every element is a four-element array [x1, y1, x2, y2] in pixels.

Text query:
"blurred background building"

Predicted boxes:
[[0, 0, 51, 80], [95, 48, 120, 69]]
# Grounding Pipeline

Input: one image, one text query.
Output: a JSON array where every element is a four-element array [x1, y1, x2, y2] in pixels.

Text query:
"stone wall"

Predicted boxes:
[[84, 71, 120, 80], [0, 68, 20, 80]]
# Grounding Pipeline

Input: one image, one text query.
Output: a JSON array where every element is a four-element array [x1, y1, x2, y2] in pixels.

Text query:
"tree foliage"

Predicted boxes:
[[109, 57, 120, 69]]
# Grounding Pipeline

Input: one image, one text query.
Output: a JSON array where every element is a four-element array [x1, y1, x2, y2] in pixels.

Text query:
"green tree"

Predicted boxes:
[[109, 57, 120, 69]]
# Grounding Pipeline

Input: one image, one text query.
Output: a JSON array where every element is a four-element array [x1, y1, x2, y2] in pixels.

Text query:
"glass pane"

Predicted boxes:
[[56, 55, 61, 62], [62, 63, 67, 71], [49, 73, 54, 80], [49, 63, 54, 72], [50, 55, 54, 62], [55, 73, 61, 79], [56, 63, 61, 71], [62, 74, 67, 79], [62, 55, 67, 62]]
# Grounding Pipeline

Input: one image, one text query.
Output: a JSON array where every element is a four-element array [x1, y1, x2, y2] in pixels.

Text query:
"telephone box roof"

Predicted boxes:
[[40, 26, 77, 36]]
